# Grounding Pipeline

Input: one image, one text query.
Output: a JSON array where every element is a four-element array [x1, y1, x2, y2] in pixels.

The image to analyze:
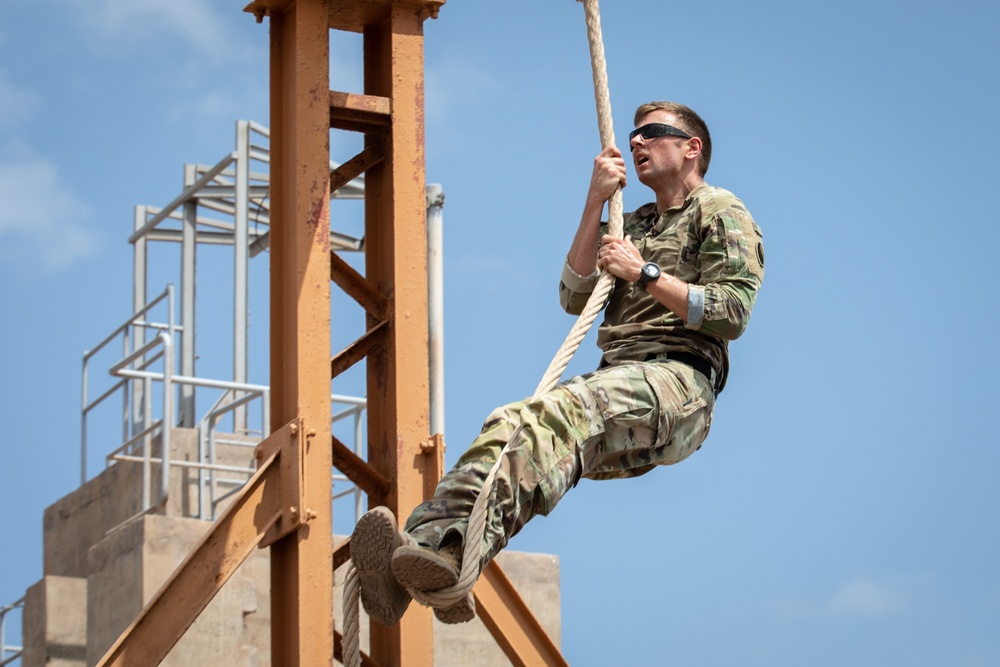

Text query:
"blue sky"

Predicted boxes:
[[2, 0, 999, 665]]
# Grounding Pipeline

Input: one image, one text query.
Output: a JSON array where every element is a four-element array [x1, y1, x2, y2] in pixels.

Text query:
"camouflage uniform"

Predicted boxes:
[[405, 183, 764, 570]]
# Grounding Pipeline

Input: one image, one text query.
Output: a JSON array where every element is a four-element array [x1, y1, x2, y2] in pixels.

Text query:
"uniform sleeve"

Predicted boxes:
[[686, 206, 764, 340], [558, 259, 600, 314], [559, 219, 610, 314]]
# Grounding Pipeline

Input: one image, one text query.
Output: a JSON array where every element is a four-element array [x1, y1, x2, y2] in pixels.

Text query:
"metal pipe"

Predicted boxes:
[[427, 184, 446, 437], [198, 424, 207, 520], [180, 164, 198, 427], [110, 456, 255, 476], [354, 406, 364, 521], [81, 349, 89, 484], [122, 332, 131, 446], [132, 206, 148, 436], [127, 151, 237, 243], [105, 422, 161, 462], [0, 596, 23, 667], [113, 370, 269, 397], [234, 121, 250, 433], [83, 286, 172, 363], [249, 120, 269, 137], [331, 405, 363, 423], [330, 393, 367, 406], [146, 230, 269, 245], [110, 336, 174, 376], [160, 332, 173, 507], [143, 375, 152, 511]]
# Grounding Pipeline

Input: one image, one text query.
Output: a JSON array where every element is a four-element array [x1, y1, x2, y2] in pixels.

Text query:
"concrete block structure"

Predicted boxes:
[[22, 576, 86, 667], [22, 427, 561, 666]]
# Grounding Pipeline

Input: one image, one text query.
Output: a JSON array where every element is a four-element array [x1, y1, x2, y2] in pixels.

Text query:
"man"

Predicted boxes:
[[350, 101, 765, 626]]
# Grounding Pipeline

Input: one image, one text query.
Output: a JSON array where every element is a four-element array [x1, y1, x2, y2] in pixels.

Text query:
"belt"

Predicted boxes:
[[645, 351, 719, 395]]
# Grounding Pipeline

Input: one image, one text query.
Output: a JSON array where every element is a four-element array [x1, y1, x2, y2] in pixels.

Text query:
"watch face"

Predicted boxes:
[[644, 263, 659, 278]]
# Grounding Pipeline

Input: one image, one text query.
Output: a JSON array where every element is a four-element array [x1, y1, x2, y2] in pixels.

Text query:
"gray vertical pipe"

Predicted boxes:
[[426, 184, 445, 436], [160, 331, 173, 508], [233, 120, 250, 433], [132, 205, 148, 436], [180, 164, 198, 427]]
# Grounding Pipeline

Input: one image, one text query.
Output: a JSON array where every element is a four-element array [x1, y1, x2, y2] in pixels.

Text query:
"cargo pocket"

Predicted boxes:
[[578, 365, 661, 479], [642, 363, 713, 466]]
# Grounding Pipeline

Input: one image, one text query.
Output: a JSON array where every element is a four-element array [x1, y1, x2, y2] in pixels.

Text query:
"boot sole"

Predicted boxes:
[[350, 507, 410, 627], [392, 545, 476, 624], [434, 594, 476, 624], [391, 545, 459, 592]]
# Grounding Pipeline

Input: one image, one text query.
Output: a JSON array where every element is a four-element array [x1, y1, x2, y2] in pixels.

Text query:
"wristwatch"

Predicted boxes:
[[636, 261, 661, 290]]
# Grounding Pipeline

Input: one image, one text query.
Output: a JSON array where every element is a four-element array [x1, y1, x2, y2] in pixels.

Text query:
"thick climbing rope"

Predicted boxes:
[[342, 2, 621, 663]]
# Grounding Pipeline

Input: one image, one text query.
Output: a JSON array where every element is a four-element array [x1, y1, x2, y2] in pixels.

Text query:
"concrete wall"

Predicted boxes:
[[21, 575, 87, 667], [86, 514, 270, 666], [43, 428, 257, 578], [331, 543, 561, 666], [435, 551, 561, 666]]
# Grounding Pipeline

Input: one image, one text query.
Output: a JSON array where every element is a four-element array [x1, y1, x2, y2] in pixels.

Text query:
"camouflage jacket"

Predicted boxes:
[[559, 183, 764, 392]]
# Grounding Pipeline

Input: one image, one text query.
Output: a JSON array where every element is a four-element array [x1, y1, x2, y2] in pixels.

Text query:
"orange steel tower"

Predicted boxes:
[[96, 1, 568, 665]]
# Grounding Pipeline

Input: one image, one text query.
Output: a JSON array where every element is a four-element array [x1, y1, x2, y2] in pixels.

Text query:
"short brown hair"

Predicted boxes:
[[633, 101, 712, 176]]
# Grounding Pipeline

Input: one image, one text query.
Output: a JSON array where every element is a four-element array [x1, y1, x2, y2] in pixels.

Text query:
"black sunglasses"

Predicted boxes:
[[628, 123, 691, 151]]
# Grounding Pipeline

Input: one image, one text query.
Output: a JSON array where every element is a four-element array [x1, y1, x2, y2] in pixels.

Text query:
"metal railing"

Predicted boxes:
[[81, 284, 270, 522], [0, 596, 23, 667], [78, 284, 375, 526]]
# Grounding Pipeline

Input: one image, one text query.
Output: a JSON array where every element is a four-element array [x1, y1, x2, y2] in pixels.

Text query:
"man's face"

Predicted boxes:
[[630, 110, 694, 187]]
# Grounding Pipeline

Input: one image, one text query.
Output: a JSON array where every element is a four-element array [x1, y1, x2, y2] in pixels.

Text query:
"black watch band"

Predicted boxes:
[[637, 261, 661, 290]]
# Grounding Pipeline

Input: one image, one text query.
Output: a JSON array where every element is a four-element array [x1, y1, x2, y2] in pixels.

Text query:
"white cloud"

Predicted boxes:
[[87, 0, 237, 58], [827, 574, 933, 617], [0, 70, 40, 131], [828, 578, 900, 616], [0, 148, 96, 269]]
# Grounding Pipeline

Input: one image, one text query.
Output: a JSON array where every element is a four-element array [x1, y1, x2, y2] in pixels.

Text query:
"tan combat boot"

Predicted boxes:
[[349, 506, 414, 627], [391, 541, 476, 624]]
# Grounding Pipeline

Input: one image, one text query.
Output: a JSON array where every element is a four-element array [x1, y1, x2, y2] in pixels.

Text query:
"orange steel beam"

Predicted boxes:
[[267, 0, 335, 665], [330, 250, 388, 318], [329, 90, 391, 132], [330, 141, 387, 193], [331, 433, 390, 498], [360, 5, 438, 665], [95, 423, 298, 666], [256, 3, 568, 666], [475, 561, 571, 667]]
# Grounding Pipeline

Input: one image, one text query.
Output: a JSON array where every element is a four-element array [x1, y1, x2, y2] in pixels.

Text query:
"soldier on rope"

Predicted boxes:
[[351, 101, 765, 626]]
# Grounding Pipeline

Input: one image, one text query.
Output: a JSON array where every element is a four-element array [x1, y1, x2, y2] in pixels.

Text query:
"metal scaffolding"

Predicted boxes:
[[94, 1, 569, 665]]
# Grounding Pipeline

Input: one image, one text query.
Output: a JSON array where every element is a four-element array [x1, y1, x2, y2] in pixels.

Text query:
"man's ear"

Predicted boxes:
[[685, 136, 702, 163]]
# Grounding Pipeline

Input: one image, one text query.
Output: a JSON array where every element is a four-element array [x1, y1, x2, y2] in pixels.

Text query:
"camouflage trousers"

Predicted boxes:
[[403, 360, 716, 570]]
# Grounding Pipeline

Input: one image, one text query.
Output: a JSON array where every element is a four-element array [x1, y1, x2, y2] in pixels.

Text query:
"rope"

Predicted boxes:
[[342, 563, 361, 667], [342, 1, 620, 661]]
